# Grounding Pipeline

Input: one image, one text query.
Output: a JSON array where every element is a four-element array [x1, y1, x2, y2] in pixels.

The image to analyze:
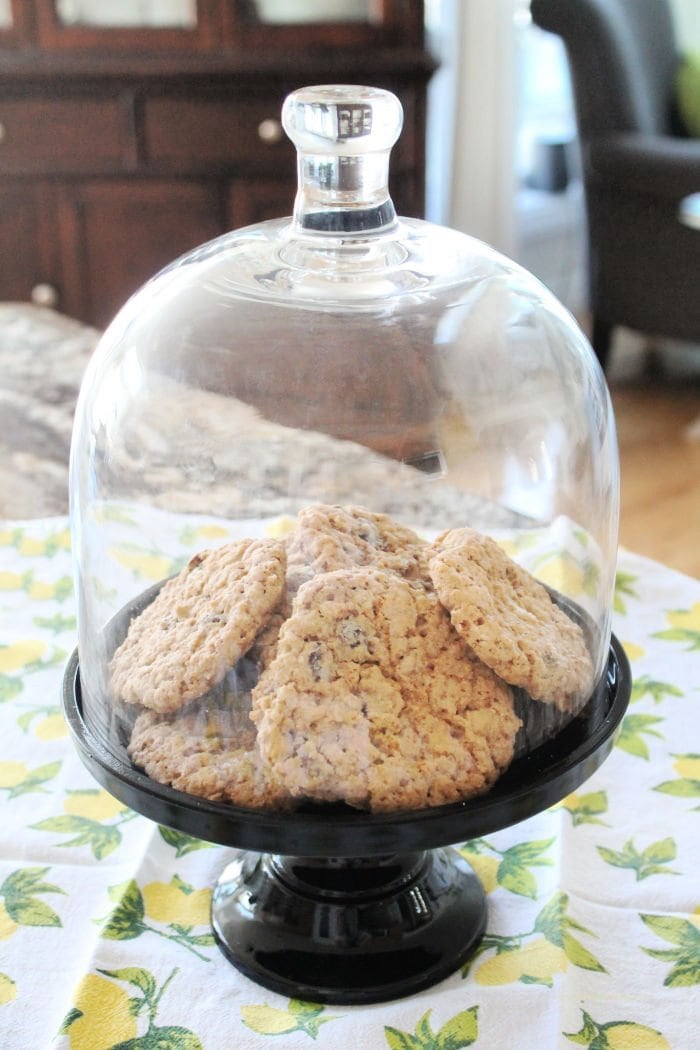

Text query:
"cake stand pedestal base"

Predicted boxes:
[[211, 848, 486, 1004], [62, 633, 631, 1005]]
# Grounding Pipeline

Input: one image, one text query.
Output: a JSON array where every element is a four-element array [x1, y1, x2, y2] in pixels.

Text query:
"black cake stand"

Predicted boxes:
[[62, 637, 630, 1005]]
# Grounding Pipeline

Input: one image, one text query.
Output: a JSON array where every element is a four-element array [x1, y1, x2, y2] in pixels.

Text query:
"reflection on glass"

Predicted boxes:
[[254, 0, 373, 24], [0, 0, 12, 30], [55, 0, 197, 29]]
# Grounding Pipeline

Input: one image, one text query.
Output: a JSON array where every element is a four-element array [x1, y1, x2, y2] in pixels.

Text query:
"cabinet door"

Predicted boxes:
[[223, 0, 424, 50], [33, 0, 221, 51], [55, 179, 224, 327], [0, 0, 34, 47], [0, 183, 43, 301], [226, 176, 296, 228]]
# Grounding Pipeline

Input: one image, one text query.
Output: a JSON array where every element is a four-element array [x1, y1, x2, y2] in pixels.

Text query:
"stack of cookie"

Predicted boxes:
[[112, 505, 594, 813]]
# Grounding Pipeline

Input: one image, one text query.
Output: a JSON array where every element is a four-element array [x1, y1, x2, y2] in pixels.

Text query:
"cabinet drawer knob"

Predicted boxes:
[[258, 118, 284, 145], [31, 283, 60, 308], [0, 122, 6, 143]]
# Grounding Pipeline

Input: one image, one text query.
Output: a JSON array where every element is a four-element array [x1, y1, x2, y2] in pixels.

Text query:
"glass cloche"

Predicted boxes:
[[64, 84, 629, 1002]]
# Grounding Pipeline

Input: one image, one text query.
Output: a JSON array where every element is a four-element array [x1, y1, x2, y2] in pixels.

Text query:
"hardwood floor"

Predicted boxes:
[[605, 334, 700, 579]]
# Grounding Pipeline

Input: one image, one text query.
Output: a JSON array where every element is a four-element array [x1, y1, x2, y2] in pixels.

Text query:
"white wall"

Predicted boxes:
[[444, 0, 518, 257], [671, 0, 700, 46]]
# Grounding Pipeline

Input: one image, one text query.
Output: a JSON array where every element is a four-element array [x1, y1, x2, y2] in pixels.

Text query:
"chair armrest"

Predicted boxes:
[[587, 132, 700, 200]]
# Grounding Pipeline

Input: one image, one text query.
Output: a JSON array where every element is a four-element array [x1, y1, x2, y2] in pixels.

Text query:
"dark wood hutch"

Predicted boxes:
[[0, 1, 435, 327]]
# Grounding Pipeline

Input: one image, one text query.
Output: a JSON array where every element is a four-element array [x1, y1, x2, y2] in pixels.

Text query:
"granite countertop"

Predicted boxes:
[[0, 301, 527, 530], [0, 303, 100, 518]]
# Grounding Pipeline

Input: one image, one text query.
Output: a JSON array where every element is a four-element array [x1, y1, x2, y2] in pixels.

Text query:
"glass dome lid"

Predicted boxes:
[[68, 85, 620, 818]]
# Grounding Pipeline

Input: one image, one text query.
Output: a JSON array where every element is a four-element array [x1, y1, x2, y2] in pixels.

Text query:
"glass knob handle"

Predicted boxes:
[[280, 85, 401, 233], [258, 118, 284, 145], [31, 283, 60, 308], [282, 85, 403, 154]]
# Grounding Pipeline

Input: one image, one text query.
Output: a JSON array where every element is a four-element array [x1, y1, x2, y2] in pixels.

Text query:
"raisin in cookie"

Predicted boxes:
[[110, 538, 286, 714], [429, 528, 594, 712], [285, 503, 430, 596], [128, 704, 289, 808], [252, 567, 520, 811]]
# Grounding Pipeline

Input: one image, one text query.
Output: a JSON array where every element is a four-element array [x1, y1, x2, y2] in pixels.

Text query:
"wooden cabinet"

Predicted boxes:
[[0, 1, 435, 327], [0, 186, 43, 302]]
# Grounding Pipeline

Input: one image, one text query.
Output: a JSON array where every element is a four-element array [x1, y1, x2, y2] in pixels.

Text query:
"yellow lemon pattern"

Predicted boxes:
[[0, 760, 29, 789], [62, 968, 204, 1050], [264, 515, 298, 538], [65, 973, 139, 1050], [242, 1000, 338, 1040], [459, 837, 554, 898], [665, 601, 700, 632], [604, 1023, 671, 1050], [463, 853, 500, 894], [0, 639, 47, 673], [0, 527, 71, 558], [0, 902, 18, 941], [560, 789, 609, 826], [654, 753, 700, 809], [0, 973, 17, 1006], [101, 877, 215, 961], [241, 1003, 300, 1035], [179, 522, 231, 545], [622, 640, 646, 663], [0, 759, 61, 798], [475, 937, 568, 986], [535, 553, 599, 599], [63, 788, 129, 822], [0, 570, 72, 602], [673, 754, 700, 779], [142, 879, 211, 927], [655, 602, 700, 650], [0, 570, 29, 591], [565, 1010, 671, 1049], [34, 711, 68, 740], [467, 892, 605, 986], [108, 545, 176, 581], [32, 788, 135, 859], [17, 705, 69, 739]]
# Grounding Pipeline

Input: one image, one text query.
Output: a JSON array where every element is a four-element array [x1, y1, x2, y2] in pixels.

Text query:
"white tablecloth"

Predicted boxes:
[[0, 516, 698, 1049]]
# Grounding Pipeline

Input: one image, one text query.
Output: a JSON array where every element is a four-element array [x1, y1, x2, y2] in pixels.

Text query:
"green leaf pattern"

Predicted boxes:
[[157, 825, 215, 858], [560, 789, 609, 826], [613, 571, 639, 614], [616, 713, 665, 759], [99, 878, 215, 961], [384, 1007, 478, 1049], [640, 915, 700, 987], [0, 866, 66, 929], [241, 999, 338, 1040], [458, 836, 554, 897], [60, 967, 204, 1048], [596, 837, 679, 881], [564, 1008, 670, 1048], [630, 675, 684, 705]]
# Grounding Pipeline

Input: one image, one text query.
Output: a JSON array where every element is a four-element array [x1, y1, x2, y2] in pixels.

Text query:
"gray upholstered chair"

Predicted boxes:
[[530, 0, 700, 369]]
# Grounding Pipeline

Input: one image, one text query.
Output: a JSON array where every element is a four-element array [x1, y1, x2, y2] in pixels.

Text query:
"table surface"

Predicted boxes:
[[0, 304, 698, 1049]]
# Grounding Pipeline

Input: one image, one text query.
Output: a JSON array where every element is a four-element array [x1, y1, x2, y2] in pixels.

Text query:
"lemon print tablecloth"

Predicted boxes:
[[0, 515, 698, 1050]]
